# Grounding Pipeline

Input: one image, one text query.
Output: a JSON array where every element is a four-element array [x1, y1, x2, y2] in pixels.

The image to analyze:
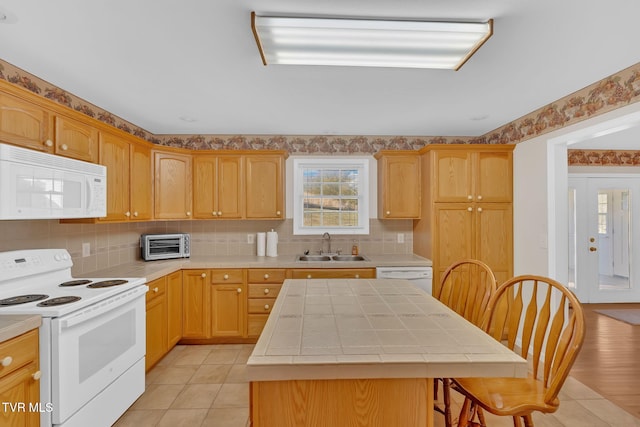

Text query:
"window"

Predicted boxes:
[[293, 158, 369, 235], [597, 192, 608, 234]]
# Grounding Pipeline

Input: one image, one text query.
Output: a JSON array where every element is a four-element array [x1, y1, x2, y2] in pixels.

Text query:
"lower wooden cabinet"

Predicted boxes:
[[145, 272, 184, 371], [290, 268, 376, 279], [211, 269, 246, 338], [247, 269, 286, 338], [0, 329, 40, 427], [182, 270, 211, 339]]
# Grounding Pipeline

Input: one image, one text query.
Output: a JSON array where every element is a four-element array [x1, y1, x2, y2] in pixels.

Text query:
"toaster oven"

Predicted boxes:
[[141, 233, 190, 261]]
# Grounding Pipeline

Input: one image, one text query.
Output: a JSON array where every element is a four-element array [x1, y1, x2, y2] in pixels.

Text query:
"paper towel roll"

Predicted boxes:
[[266, 230, 278, 257], [256, 232, 266, 257]]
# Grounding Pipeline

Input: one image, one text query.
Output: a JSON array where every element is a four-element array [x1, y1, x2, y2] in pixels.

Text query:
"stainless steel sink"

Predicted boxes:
[[331, 255, 367, 261], [297, 255, 332, 261], [296, 254, 368, 262]]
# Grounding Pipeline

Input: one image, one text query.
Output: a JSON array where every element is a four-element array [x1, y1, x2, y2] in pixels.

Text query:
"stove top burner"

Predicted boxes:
[[87, 279, 128, 288], [0, 294, 49, 306], [59, 279, 93, 287], [37, 296, 82, 307]]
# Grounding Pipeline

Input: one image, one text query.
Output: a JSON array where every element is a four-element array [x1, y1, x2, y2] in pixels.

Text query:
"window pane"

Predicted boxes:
[[322, 183, 340, 195], [341, 199, 358, 211], [323, 170, 340, 182], [304, 183, 321, 195]]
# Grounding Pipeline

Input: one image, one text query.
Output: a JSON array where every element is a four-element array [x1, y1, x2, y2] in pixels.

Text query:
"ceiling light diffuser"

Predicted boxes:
[[251, 12, 493, 70]]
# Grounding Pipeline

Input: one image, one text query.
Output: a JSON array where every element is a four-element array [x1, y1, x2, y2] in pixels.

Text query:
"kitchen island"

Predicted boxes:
[[247, 278, 526, 427]]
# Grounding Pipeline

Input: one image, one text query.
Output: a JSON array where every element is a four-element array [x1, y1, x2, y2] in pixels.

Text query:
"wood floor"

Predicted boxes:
[[569, 303, 640, 418]]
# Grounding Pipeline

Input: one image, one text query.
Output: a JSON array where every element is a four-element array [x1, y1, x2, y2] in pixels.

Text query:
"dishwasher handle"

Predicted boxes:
[[377, 271, 431, 280]]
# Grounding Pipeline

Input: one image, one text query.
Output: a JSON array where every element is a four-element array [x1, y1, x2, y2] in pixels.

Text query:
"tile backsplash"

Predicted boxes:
[[0, 219, 413, 276]]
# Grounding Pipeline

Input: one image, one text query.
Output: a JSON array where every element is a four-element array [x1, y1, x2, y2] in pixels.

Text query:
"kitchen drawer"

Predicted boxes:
[[210, 269, 244, 283], [146, 277, 167, 303], [291, 268, 376, 279], [248, 298, 277, 314], [248, 283, 282, 299], [248, 314, 269, 337], [247, 269, 286, 283], [0, 329, 38, 379]]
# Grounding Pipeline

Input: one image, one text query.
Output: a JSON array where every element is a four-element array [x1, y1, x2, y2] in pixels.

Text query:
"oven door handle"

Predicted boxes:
[[58, 286, 148, 330]]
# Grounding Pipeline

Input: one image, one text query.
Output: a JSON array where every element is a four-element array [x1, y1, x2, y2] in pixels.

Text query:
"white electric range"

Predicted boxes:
[[0, 249, 148, 427]]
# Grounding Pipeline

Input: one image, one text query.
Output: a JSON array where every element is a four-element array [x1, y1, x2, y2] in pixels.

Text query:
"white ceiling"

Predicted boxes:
[[1, 0, 640, 141]]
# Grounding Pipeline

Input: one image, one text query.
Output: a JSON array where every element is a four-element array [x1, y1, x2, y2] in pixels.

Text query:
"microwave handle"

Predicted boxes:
[[85, 176, 93, 211]]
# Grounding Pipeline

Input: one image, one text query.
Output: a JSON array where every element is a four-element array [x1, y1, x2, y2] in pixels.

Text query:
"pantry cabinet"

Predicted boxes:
[[182, 270, 211, 339], [154, 150, 193, 220], [210, 269, 246, 338], [375, 151, 421, 219], [0, 329, 40, 427], [415, 144, 514, 294], [193, 154, 243, 219], [245, 154, 285, 219], [0, 91, 54, 153], [247, 269, 286, 338]]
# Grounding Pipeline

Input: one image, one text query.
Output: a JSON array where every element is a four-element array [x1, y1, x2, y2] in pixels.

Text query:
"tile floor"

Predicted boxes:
[[115, 344, 640, 427]]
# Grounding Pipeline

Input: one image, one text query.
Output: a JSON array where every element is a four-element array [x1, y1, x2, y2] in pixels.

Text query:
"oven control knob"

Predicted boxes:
[[31, 371, 41, 381], [1, 356, 12, 367]]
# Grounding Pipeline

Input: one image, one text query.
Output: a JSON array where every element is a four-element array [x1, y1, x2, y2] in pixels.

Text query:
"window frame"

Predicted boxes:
[[292, 157, 369, 235]]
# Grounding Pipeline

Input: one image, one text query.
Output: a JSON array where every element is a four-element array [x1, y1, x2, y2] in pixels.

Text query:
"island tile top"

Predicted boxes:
[[247, 279, 526, 382]]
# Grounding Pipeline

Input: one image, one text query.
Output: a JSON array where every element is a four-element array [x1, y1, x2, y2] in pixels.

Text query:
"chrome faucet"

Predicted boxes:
[[321, 232, 331, 254]]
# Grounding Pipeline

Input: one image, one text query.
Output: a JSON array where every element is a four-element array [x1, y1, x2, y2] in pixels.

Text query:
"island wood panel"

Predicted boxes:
[[251, 378, 433, 427]]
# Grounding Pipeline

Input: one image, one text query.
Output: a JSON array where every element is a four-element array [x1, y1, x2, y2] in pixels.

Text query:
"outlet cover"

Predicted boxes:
[[397, 233, 404, 244], [247, 234, 255, 244], [82, 242, 91, 257]]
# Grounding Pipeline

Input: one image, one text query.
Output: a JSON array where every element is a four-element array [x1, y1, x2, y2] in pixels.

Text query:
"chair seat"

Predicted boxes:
[[453, 376, 560, 417]]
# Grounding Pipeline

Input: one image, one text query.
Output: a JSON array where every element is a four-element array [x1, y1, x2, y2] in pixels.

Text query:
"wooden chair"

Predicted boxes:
[[434, 259, 498, 427], [453, 275, 586, 427]]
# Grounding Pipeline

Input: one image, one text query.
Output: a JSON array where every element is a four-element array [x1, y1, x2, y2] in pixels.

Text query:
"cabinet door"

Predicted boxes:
[[130, 143, 153, 220], [193, 155, 217, 219], [433, 151, 473, 202], [378, 154, 420, 219], [474, 203, 513, 284], [54, 115, 99, 162], [245, 155, 284, 219], [0, 363, 40, 427], [211, 284, 246, 337], [182, 270, 210, 339], [0, 92, 54, 152], [475, 151, 513, 202], [154, 151, 192, 219], [217, 155, 243, 218], [98, 132, 131, 222], [432, 203, 475, 294], [167, 271, 183, 348], [145, 283, 167, 371]]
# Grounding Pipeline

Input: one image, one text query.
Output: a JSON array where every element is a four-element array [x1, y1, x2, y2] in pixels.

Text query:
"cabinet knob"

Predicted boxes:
[[264, 274, 269, 279], [276, 210, 281, 216], [133, 211, 139, 217], [1, 356, 12, 367], [477, 195, 483, 200], [124, 211, 131, 217], [355, 274, 360, 279], [467, 195, 473, 200], [186, 211, 191, 216], [201, 273, 207, 278], [467, 207, 473, 212], [32, 371, 42, 381], [386, 211, 391, 215], [212, 211, 217, 216], [223, 274, 229, 280], [61, 143, 68, 151], [477, 207, 483, 213], [44, 139, 54, 147], [218, 211, 222, 216], [153, 287, 159, 293], [264, 304, 270, 310], [307, 274, 312, 279], [264, 288, 270, 294], [237, 288, 242, 293]]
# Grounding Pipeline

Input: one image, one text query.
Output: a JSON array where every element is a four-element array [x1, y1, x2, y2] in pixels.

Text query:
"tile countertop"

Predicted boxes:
[[246, 278, 527, 382], [81, 254, 431, 282], [0, 315, 41, 343]]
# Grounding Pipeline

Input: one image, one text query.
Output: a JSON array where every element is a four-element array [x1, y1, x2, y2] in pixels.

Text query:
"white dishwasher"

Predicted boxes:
[[376, 266, 433, 295]]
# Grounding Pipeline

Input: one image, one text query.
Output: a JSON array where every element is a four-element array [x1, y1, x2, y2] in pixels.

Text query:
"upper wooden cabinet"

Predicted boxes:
[[54, 115, 99, 162], [245, 154, 285, 219], [129, 142, 153, 221], [375, 151, 421, 219], [154, 150, 193, 220], [0, 92, 54, 152], [99, 131, 131, 222], [432, 148, 512, 203], [193, 155, 243, 219]]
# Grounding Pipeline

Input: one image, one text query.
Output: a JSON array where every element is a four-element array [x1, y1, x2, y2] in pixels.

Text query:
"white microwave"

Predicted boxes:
[[0, 143, 107, 220]]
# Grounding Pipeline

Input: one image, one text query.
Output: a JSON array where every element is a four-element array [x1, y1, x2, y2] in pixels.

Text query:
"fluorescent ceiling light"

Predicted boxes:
[[251, 12, 493, 70]]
